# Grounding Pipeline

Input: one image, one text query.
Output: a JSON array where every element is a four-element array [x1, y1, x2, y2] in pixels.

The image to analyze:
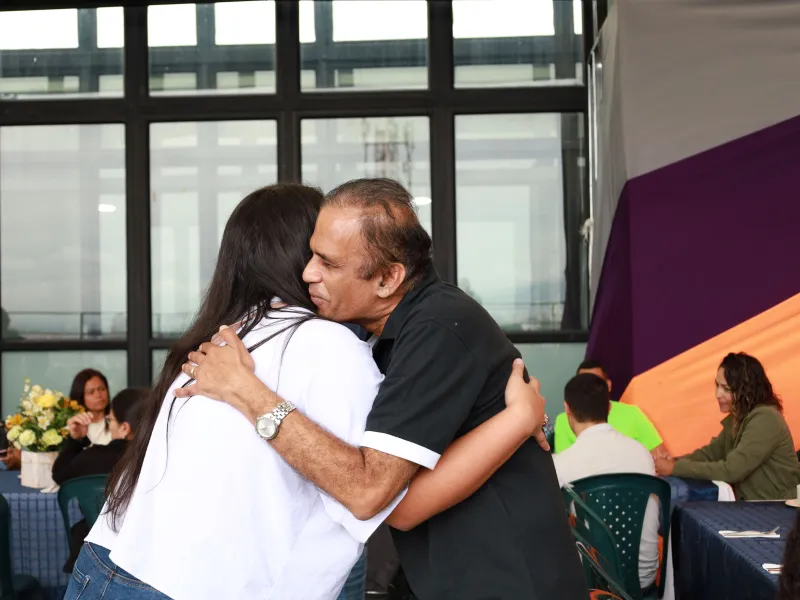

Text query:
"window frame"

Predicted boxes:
[[0, 0, 597, 394]]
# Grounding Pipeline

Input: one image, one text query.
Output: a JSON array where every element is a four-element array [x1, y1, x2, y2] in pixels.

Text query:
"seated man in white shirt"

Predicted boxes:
[[553, 373, 660, 590]]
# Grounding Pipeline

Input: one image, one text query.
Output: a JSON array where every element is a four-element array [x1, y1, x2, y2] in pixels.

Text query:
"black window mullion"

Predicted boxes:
[[554, 0, 585, 331], [276, 0, 301, 182], [428, 0, 456, 284], [124, 6, 152, 387]]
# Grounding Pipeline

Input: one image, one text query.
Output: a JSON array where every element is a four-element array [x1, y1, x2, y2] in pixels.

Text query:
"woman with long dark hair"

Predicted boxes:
[[655, 352, 800, 500], [66, 183, 545, 600], [66, 368, 111, 446]]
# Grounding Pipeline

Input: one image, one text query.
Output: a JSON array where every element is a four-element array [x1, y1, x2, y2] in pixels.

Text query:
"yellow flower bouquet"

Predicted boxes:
[[5, 379, 84, 453], [6, 379, 86, 488]]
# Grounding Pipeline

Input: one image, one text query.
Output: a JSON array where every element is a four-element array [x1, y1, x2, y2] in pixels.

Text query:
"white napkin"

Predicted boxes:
[[713, 481, 736, 502], [40, 483, 59, 494]]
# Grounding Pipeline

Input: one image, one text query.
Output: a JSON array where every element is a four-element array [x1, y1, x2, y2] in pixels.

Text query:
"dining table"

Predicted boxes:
[[0, 468, 80, 600], [672, 501, 796, 600]]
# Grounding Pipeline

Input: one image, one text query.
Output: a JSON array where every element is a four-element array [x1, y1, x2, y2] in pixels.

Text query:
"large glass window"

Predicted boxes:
[[453, 0, 583, 87], [0, 124, 127, 340], [150, 120, 278, 338], [0, 1, 592, 393], [152, 349, 168, 384], [301, 116, 432, 232], [455, 113, 585, 333], [1, 350, 127, 417], [0, 8, 124, 98], [300, 1, 428, 91], [135, 2, 278, 95]]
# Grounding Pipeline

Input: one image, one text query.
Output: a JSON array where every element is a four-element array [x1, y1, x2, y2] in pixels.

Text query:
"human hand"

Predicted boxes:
[[176, 326, 271, 422], [505, 359, 550, 452], [67, 413, 93, 440], [651, 445, 671, 461], [0, 447, 20, 470], [655, 456, 675, 476]]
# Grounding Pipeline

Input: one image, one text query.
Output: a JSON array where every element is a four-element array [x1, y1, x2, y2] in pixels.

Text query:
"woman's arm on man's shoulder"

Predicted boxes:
[[386, 359, 546, 531]]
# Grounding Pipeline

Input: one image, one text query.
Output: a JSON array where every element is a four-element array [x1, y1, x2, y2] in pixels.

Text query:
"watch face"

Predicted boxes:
[[256, 416, 278, 440]]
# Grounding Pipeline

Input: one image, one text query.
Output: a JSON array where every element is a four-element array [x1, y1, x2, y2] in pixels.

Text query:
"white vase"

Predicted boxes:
[[20, 450, 58, 489]]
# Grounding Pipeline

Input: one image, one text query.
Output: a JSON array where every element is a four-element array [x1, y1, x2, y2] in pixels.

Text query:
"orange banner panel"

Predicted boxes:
[[621, 292, 800, 457]]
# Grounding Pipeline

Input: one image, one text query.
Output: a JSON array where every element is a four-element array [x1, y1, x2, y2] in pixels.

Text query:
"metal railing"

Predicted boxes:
[[2, 302, 567, 341]]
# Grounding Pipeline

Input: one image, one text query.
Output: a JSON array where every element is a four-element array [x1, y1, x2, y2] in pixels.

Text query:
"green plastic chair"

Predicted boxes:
[[573, 530, 635, 600], [57, 474, 109, 537], [562, 484, 627, 592], [568, 474, 672, 600], [0, 494, 43, 600]]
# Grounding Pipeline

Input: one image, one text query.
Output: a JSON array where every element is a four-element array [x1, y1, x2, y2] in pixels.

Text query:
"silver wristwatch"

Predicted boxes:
[[255, 401, 296, 441]]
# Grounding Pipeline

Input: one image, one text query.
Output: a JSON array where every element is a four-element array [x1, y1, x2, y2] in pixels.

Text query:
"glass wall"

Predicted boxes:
[[1, 124, 127, 340], [150, 119, 278, 337], [0, 1, 591, 410], [455, 113, 584, 333], [453, 0, 583, 87], [0, 8, 124, 98], [1, 351, 127, 417], [301, 116, 432, 231]]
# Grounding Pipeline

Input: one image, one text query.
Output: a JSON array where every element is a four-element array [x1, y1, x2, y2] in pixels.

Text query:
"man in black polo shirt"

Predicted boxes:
[[179, 178, 588, 599]]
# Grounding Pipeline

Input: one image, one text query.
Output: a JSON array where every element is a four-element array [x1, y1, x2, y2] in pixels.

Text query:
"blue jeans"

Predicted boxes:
[[337, 550, 366, 600], [64, 543, 171, 600]]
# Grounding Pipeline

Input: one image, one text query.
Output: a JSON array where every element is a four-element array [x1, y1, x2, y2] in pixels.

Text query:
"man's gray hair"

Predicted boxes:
[[323, 178, 433, 287]]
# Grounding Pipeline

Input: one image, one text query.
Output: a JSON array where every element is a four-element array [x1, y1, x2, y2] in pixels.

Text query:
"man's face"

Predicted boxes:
[[303, 205, 381, 324], [577, 367, 612, 393]]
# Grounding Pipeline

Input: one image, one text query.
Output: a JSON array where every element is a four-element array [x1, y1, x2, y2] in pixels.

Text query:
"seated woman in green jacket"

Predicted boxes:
[[655, 352, 800, 500]]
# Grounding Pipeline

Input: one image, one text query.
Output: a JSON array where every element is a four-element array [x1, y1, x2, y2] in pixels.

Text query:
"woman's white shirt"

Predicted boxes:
[[87, 310, 400, 600]]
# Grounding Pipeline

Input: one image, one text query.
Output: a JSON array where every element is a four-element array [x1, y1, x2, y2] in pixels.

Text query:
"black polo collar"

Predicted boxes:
[[379, 267, 441, 341]]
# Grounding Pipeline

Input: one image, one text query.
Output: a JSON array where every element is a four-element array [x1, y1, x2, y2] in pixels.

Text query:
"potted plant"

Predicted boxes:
[[5, 379, 84, 489]]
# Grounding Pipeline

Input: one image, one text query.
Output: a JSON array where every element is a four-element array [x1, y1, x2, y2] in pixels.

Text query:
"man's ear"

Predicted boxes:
[[377, 263, 406, 298]]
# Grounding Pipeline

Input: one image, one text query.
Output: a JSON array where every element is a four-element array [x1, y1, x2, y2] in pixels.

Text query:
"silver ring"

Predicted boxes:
[[543, 414, 550, 427]]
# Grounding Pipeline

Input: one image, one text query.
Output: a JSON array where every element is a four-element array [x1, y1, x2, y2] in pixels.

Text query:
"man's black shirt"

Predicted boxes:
[[361, 269, 587, 600]]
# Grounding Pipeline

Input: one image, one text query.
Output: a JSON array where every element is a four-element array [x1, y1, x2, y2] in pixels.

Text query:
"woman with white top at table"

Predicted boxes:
[[64, 183, 546, 600], [66, 369, 112, 446]]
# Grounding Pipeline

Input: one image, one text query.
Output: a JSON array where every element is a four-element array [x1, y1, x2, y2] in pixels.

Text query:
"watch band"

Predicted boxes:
[[269, 400, 296, 425]]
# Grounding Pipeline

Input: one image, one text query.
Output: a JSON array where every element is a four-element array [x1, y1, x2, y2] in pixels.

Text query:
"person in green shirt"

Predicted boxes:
[[655, 352, 800, 501], [553, 360, 666, 456]]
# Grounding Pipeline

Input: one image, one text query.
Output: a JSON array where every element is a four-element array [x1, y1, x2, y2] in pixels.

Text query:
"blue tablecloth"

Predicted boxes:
[[0, 470, 79, 600], [664, 476, 721, 504], [674, 502, 795, 600]]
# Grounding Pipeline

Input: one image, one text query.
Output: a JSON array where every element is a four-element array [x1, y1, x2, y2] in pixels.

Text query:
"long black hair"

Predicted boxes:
[[70, 368, 110, 415], [105, 183, 323, 528]]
